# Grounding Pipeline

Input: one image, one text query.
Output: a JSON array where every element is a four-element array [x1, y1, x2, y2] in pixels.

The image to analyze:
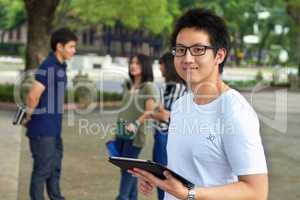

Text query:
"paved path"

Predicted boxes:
[[247, 90, 300, 200], [0, 111, 22, 200]]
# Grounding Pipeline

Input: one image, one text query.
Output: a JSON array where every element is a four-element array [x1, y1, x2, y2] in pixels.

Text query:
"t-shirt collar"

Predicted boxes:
[[49, 52, 67, 68]]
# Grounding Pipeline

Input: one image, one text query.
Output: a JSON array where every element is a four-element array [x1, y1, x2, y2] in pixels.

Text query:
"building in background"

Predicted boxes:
[[0, 21, 164, 58]]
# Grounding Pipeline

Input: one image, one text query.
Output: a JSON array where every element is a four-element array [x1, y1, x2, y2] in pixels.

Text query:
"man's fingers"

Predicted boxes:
[[140, 180, 153, 190], [133, 168, 161, 186], [131, 168, 152, 183], [128, 169, 153, 187], [140, 187, 152, 196], [128, 169, 138, 177], [140, 179, 155, 189], [133, 168, 154, 179], [139, 180, 154, 196], [163, 170, 173, 179], [21, 120, 28, 127]]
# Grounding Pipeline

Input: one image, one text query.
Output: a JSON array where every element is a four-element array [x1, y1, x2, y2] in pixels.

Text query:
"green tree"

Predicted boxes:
[[70, 0, 180, 35], [0, 0, 26, 43], [221, 0, 257, 66], [253, 0, 288, 65]]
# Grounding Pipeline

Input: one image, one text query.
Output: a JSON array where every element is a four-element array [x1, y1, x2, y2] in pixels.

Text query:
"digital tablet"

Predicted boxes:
[[109, 156, 194, 189]]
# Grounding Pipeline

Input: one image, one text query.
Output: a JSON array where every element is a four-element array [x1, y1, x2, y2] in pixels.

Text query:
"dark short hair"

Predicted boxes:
[[127, 54, 153, 88], [171, 8, 231, 73], [159, 52, 184, 84], [50, 27, 78, 51]]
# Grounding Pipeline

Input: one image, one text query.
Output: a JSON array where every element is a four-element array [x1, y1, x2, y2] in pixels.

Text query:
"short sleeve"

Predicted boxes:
[[222, 108, 268, 176], [35, 64, 48, 87], [141, 82, 160, 102]]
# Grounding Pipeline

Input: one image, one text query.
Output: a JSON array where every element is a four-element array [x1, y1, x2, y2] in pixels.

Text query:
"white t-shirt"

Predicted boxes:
[[164, 89, 268, 200]]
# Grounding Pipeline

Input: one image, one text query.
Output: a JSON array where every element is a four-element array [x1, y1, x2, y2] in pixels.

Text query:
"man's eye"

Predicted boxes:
[[192, 47, 205, 53], [176, 47, 186, 53]]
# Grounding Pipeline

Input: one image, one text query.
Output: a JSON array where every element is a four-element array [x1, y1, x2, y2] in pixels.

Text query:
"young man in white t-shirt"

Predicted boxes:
[[129, 8, 268, 200]]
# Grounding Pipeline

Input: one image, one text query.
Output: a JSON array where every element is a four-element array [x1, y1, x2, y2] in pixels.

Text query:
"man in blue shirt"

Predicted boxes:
[[23, 28, 77, 200]]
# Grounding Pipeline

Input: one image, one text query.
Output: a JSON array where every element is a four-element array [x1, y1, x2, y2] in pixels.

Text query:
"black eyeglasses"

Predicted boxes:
[[171, 44, 215, 57]]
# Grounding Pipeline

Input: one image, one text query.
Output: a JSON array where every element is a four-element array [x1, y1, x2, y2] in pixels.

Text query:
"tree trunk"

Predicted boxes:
[[24, 0, 60, 70], [285, 0, 300, 76]]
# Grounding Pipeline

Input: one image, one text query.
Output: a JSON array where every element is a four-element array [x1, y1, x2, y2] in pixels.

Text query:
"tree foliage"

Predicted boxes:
[[285, 0, 300, 15], [0, 0, 26, 29], [70, 0, 180, 34]]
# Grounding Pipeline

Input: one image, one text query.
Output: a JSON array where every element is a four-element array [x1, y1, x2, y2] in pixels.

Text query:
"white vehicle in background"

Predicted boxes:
[[67, 54, 163, 92], [68, 54, 162, 80]]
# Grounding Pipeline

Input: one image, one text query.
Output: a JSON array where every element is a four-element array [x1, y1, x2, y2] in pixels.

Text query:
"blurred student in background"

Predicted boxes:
[[114, 53, 159, 200]]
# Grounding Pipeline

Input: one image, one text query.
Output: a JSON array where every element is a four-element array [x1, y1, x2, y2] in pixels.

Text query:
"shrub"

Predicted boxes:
[[64, 90, 122, 103], [224, 80, 258, 90], [0, 84, 14, 102], [255, 70, 264, 81]]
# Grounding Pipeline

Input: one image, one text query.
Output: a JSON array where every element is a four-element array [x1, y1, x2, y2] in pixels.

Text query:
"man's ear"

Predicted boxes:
[[215, 48, 227, 65], [56, 43, 64, 52]]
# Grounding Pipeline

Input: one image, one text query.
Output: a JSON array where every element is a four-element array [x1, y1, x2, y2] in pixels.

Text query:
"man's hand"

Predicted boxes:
[[21, 117, 31, 127], [128, 168, 188, 199], [139, 178, 155, 196], [24, 80, 45, 127]]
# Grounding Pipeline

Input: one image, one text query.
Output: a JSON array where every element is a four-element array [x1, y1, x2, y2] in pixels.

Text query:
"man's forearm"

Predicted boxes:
[[25, 94, 40, 119], [193, 177, 268, 200]]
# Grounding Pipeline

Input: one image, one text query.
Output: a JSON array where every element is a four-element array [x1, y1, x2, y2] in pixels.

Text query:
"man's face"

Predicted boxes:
[[59, 41, 77, 60], [174, 27, 223, 88]]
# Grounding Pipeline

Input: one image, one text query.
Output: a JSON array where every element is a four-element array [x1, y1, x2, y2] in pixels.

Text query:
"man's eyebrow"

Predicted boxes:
[[175, 43, 209, 46], [175, 43, 186, 46]]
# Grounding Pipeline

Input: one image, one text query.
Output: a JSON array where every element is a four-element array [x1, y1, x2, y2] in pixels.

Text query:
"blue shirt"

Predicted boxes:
[[27, 52, 67, 138]]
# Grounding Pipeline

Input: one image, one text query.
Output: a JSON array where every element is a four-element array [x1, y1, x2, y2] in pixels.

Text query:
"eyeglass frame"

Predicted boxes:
[[171, 44, 216, 57]]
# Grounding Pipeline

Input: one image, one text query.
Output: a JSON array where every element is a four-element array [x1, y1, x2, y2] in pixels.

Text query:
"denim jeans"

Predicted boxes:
[[28, 136, 65, 200], [115, 138, 142, 200], [153, 129, 168, 200]]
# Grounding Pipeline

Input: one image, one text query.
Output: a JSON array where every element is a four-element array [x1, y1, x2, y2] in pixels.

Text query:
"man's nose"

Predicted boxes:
[[183, 48, 195, 63]]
